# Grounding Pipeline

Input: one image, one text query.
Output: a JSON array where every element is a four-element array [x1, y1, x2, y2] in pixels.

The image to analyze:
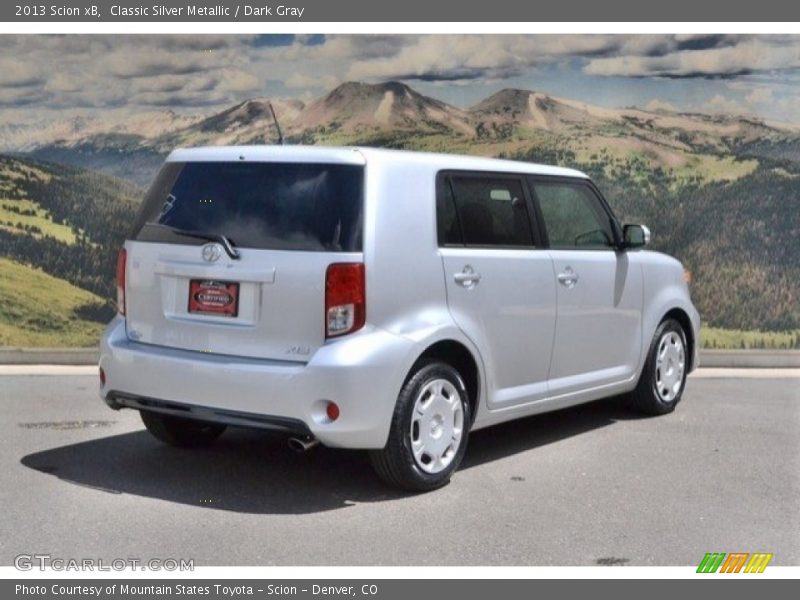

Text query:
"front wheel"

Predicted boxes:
[[627, 318, 689, 415], [140, 410, 226, 448], [369, 360, 470, 492]]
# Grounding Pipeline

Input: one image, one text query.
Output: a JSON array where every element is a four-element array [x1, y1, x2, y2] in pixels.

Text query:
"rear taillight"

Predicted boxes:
[[116, 248, 126, 316], [325, 263, 365, 338]]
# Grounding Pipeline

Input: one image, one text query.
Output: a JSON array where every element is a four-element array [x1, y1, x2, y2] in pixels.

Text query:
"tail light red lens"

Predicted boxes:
[[116, 248, 127, 316], [325, 263, 365, 338]]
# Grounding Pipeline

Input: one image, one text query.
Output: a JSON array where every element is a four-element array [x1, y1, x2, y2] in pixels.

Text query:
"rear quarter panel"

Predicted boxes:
[[362, 156, 449, 340]]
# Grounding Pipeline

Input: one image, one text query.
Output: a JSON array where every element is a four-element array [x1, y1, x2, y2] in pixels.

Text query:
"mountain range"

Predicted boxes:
[[3, 81, 798, 187]]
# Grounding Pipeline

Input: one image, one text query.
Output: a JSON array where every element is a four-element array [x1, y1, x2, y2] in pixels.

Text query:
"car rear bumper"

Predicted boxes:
[[99, 317, 418, 449], [104, 392, 314, 437]]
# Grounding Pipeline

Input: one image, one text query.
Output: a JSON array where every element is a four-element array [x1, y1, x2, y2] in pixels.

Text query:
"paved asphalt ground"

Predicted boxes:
[[0, 368, 797, 567]]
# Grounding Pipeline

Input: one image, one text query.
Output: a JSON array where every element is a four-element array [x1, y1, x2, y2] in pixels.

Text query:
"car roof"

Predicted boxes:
[[167, 145, 589, 179]]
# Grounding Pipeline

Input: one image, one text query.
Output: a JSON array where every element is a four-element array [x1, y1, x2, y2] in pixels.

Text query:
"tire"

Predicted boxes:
[[627, 318, 689, 415], [140, 410, 226, 448], [369, 360, 471, 492]]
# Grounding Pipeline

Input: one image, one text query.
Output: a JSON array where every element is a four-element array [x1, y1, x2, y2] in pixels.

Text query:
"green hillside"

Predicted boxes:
[[568, 154, 800, 332], [0, 257, 106, 347], [0, 154, 141, 307]]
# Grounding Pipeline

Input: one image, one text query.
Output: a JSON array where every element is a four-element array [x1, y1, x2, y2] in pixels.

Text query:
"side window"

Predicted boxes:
[[446, 176, 534, 247], [532, 181, 615, 249], [436, 177, 462, 246]]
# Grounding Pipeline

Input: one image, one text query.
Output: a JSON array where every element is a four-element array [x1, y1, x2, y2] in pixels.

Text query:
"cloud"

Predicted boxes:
[[0, 85, 49, 107], [285, 73, 339, 89], [44, 73, 83, 94], [346, 35, 623, 82], [219, 69, 262, 93], [584, 38, 800, 78], [128, 73, 252, 107], [340, 35, 789, 85], [745, 87, 773, 105], [705, 94, 747, 115], [107, 48, 211, 79], [644, 99, 677, 112], [128, 90, 227, 107], [159, 35, 255, 51], [0, 35, 263, 110], [1, 33, 799, 126], [130, 74, 207, 94], [672, 34, 745, 52], [0, 58, 44, 88]]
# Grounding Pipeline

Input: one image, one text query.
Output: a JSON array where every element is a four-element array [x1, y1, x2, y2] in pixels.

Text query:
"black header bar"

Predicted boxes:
[[2, 0, 799, 23]]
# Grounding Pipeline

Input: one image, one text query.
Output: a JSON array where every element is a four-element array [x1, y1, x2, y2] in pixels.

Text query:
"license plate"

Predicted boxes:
[[188, 280, 239, 317]]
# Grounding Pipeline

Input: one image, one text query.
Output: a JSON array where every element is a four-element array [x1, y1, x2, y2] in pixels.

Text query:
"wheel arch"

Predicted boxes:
[[408, 339, 482, 425], [661, 307, 696, 371]]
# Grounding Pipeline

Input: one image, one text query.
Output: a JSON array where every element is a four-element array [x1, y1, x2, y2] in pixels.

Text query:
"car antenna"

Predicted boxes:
[[268, 102, 285, 145]]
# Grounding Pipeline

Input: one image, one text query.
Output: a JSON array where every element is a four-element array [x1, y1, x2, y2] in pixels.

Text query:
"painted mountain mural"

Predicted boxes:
[[1, 82, 799, 347]]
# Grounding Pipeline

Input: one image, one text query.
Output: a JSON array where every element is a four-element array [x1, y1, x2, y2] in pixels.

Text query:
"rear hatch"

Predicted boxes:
[[125, 154, 365, 361]]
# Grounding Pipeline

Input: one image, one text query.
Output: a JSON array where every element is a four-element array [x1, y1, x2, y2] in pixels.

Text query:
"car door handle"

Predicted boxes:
[[454, 266, 481, 288], [557, 268, 579, 288]]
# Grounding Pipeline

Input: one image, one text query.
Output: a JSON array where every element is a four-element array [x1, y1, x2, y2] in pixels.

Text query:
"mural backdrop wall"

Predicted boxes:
[[0, 34, 798, 347]]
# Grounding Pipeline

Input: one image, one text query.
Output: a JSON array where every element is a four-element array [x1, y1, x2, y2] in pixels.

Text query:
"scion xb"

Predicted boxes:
[[100, 146, 700, 491]]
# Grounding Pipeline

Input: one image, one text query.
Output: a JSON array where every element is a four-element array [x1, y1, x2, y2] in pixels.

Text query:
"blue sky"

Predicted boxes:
[[1, 34, 799, 125]]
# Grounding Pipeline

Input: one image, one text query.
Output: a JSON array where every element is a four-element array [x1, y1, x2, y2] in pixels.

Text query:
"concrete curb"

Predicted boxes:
[[699, 350, 800, 368], [1, 347, 799, 368], [0, 347, 99, 365]]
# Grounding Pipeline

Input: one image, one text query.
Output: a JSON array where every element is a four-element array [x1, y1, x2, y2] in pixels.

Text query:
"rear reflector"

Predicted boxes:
[[116, 248, 127, 316], [99, 367, 106, 386], [325, 263, 365, 338], [326, 402, 340, 421]]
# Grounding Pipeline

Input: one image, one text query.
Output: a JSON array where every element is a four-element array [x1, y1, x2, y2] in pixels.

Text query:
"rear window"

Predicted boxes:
[[132, 162, 364, 252]]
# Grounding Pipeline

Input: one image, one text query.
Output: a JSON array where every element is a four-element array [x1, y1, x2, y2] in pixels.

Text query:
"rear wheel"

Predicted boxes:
[[369, 361, 470, 492], [140, 410, 226, 448], [627, 318, 688, 415]]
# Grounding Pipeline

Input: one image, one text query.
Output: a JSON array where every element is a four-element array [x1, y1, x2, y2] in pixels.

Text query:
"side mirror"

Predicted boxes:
[[623, 224, 651, 249]]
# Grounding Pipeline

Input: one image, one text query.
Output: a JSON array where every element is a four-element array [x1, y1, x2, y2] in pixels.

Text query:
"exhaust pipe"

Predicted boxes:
[[288, 436, 320, 453]]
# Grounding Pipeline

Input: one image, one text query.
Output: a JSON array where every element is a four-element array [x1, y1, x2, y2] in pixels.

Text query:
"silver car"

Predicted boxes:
[[100, 146, 700, 491]]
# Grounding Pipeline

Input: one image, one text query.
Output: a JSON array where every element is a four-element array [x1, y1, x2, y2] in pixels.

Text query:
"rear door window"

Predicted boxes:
[[133, 162, 364, 252], [438, 174, 535, 248]]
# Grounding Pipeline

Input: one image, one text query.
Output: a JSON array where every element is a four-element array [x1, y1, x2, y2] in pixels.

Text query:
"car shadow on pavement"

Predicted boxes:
[[460, 396, 642, 470], [20, 396, 641, 514]]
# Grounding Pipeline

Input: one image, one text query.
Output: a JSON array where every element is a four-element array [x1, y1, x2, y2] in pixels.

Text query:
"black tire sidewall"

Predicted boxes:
[[395, 361, 471, 488], [645, 319, 689, 410]]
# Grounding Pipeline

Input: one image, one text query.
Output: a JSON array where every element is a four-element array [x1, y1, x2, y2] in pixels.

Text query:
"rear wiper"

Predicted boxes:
[[150, 223, 241, 260]]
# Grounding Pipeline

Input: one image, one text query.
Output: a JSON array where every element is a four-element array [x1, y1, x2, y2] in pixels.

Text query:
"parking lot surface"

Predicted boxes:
[[1, 369, 797, 566]]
